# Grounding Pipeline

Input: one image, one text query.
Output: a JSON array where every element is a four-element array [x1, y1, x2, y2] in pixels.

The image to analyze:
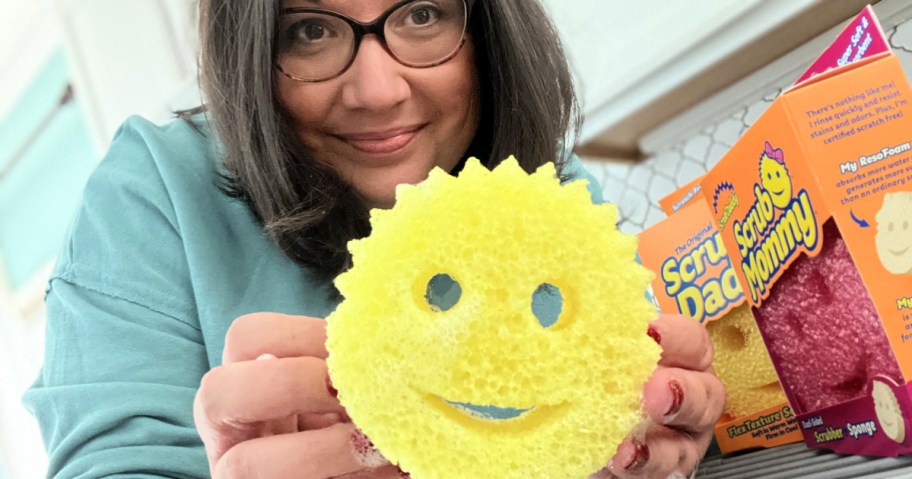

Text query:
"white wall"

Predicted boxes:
[[0, 287, 48, 479], [0, 0, 59, 122], [59, 0, 200, 150], [539, 0, 823, 144], [0, 0, 199, 153]]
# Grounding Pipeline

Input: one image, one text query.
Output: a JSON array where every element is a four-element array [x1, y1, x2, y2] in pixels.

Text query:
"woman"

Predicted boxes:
[[24, 0, 725, 477]]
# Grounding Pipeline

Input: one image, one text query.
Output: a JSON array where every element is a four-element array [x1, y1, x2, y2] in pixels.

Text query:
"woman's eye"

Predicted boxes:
[[406, 5, 440, 26], [290, 20, 330, 43]]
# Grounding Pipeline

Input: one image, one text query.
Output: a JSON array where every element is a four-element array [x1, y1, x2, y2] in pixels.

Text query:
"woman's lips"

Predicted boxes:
[[338, 125, 423, 154]]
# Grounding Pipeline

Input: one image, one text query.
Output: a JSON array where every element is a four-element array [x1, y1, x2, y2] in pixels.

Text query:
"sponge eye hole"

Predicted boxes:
[[532, 283, 564, 328], [715, 323, 747, 351], [425, 273, 462, 312]]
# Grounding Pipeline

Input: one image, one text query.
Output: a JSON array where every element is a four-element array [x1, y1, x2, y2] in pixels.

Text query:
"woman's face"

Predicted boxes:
[[276, 0, 482, 209]]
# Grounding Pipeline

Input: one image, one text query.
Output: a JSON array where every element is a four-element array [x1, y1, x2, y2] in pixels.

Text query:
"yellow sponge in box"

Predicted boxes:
[[706, 304, 787, 417], [326, 157, 660, 479]]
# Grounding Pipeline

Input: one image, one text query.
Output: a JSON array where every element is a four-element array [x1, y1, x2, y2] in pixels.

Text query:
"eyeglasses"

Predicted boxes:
[[276, 0, 469, 83]]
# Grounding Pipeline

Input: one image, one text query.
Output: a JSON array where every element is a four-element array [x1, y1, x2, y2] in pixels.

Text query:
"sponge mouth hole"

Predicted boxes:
[[714, 323, 747, 351], [425, 273, 462, 312], [532, 283, 563, 328], [442, 400, 533, 420]]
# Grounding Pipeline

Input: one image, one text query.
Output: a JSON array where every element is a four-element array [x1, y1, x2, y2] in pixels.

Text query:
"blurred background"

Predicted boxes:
[[1, 0, 910, 477]]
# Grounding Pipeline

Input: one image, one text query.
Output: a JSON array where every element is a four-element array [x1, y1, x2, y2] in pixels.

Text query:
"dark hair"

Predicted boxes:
[[196, 0, 579, 290]]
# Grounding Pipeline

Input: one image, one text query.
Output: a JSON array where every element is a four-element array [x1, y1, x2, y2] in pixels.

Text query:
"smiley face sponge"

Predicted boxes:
[[326, 157, 660, 479], [706, 304, 787, 418]]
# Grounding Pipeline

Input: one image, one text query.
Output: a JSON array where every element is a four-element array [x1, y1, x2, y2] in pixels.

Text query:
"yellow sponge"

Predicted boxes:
[[706, 305, 787, 417], [326, 157, 659, 479]]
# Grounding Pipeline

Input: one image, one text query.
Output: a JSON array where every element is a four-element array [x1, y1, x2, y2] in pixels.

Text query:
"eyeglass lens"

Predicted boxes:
[[278, 0, 467, 82]]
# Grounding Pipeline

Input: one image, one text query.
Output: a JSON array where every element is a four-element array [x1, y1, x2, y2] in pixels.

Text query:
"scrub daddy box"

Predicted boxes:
[[659, 175, 704, 215], [698, 6, 912, 456], [639, 193, 800, 453]]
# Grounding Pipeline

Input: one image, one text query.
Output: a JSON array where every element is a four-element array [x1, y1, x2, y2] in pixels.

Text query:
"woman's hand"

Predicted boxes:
[[193, 313, 402, 478], [597, 314, 726, 479]]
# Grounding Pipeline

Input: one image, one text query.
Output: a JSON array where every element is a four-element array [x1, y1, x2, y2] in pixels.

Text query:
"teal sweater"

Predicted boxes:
[[23, 116, 602, 478]]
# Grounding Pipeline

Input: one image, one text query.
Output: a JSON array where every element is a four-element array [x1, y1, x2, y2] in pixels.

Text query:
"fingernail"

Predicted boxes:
[[327, 375, 338, 398], [351, 428, 390, 468], [624, 439, 650, 470], [647, 325, 661, 345], [665, 379, 684, 419]]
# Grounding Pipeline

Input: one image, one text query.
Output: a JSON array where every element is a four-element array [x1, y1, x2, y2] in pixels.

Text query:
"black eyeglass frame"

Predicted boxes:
[[276, 0, 470, 83]]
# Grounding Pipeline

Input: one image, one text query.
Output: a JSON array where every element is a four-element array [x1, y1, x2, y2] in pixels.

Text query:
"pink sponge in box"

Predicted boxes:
[[753, 220, 903, 413]]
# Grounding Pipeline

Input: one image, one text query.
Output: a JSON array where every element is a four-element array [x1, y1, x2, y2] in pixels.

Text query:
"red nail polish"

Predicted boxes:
[[666, 379, 684, 417], [647, 325, 661, 345], [327, 375, 338, 397], [624, 439, 650, 470]]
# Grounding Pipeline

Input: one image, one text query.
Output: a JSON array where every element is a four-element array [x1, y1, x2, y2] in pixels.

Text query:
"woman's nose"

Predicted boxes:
[[341, 36, 410, 111]]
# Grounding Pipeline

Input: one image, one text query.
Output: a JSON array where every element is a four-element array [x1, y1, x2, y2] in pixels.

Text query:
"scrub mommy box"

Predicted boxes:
[[699, 7, 912, 456]]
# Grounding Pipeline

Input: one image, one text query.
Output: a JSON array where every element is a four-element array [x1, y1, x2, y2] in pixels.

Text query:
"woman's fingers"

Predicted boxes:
[[607, 424, 712, 478], [213, 423, 394, 479], [195, 355, 346, 467], [222, 312, 328, 364], [594, 369, 720, 478], [197, 314, 360, 476], [642, 366, 726, 432], [197, 356, 343, 425], [299, 412, 347, 431], [648, 315, 714, 372], [595, 314, 725, 478]]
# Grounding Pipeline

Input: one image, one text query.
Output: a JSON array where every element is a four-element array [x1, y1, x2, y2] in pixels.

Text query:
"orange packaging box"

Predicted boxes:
[[639, 194, 802, 453], [698, 6, 912, 456], [658, 175, 705, 215]]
